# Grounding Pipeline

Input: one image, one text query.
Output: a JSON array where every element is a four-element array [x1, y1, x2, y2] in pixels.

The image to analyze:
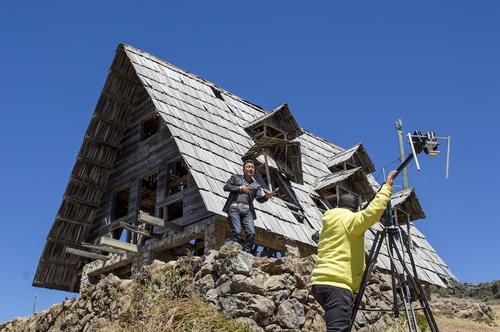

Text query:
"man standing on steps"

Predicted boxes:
[[311, 170, 397, 332], [223, 160, 274, 253]]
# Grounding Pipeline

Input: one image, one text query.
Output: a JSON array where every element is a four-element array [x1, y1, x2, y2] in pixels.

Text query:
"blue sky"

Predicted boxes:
[[0, 1, 499, 323]]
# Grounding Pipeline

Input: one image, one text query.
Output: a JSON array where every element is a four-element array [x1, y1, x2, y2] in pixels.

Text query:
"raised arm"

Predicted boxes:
[[344, 170, 396, 236]]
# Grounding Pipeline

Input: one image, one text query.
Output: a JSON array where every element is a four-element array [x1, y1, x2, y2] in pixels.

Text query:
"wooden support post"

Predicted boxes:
[[99, 237, 138, 253], [65, 247, 109, 261]]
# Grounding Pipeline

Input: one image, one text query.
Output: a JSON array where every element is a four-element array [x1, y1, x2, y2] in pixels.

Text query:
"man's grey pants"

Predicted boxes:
[[227, 205, 255, 253]]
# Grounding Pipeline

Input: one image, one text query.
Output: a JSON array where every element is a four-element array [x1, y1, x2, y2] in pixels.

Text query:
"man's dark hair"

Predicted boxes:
[[338, 194, 359, 212], [243, 159, 255, 167]]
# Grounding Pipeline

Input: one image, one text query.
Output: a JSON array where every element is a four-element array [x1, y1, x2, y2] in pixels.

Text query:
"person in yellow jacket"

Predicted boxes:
[[311, 170, 396, 332]]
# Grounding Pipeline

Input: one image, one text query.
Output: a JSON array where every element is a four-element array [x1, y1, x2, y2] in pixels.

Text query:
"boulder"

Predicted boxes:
[[274, 298, 305, 329]]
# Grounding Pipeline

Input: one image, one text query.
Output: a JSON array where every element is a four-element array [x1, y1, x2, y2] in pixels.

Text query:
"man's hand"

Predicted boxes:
[[240, 186, 253, 194], [386, 170, 397, 186], [265, 191, 275, 199]]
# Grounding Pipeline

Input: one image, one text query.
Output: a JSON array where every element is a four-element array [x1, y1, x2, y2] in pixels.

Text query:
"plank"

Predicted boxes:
[[99, 237, 138, 253], [119, 222, 161, 239], [81, 242, 127, 255], [65, 247, 109, 261], [138, 211, 183, 232]]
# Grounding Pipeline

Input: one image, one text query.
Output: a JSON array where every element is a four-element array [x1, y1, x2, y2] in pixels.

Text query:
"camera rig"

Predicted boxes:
[[348, 130, 451, 332]]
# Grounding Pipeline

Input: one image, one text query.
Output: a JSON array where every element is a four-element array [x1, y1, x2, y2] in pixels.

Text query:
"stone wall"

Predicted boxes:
[[2, 242, 431, 332]]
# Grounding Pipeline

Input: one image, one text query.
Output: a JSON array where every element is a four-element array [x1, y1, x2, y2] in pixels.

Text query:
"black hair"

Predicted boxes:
[[243, 160, 255, 166], [338, 194, 359, 212]]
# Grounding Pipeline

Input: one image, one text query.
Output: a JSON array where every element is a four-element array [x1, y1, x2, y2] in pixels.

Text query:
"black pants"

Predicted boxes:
[[227, 206, 255, 252], [312, 285, 353, 332]]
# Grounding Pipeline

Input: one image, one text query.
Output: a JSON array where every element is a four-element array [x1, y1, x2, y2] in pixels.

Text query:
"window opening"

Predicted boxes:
[[210, 86, 224, 100], [142, 114, 160, 140], [311, 195, 331, 214], [321, 185, 359, 210], [167, 200, 183, 221], [393, 207, 411, 225], [255, 164, 305, 223], [167, 158, 189, 195], [253, 245, 283, 258], [140, 172, 158, 216], [113, 186, 130, 220]]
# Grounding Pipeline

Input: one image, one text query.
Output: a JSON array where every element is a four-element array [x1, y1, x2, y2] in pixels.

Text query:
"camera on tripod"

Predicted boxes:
[[406, 131, 451, 178]]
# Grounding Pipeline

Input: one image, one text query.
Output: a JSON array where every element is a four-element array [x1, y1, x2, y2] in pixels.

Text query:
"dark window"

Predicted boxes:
[[393, 208, 411, 225], [255, 164, 305, 223], [140, 172, 158, 216], [320, 186, 358, 209], [311, 195, 331, 214], [113, 187, 130, 220], [167, 158, 189, 195], [210, 86, 224, 100], [167, 200, 183, 221], [142, 114, 160, 140]]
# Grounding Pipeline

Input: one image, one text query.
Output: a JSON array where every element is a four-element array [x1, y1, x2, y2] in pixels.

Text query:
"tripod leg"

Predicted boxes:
[[387, 238, 400, 318], [391, 240, 440, 332], [349, 230, 385, 331], [388, 236, 419, 332]]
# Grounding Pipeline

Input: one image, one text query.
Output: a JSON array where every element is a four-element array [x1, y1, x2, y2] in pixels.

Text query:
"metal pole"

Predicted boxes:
[[446, 136, 451, 179], [407, 133, 421, 171], [32, 294, 37, 314], [395, 120, 415, 251], [395, 119, 409, 189]]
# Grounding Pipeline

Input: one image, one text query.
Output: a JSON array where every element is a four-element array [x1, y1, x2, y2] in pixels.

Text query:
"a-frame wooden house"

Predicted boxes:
[[34, 44, 455, 293]]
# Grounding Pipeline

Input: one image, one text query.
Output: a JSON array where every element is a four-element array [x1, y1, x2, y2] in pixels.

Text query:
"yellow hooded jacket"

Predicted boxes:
[[311, 184, 393, 293]]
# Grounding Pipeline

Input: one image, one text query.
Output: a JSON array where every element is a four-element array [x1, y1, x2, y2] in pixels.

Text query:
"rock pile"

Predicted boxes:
[[193, 241, 324, 331], [1, 242, 405, 332]]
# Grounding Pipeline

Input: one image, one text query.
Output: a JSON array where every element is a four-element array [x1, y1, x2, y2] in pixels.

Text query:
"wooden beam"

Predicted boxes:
[[119, 222, 161, 239], [70, 175, 106, 192], [63, 196, 99, 209], [92, 114, 126, 130], [47, 237, 82, 247], [77, 156, 112, 170], [55, 216, 93, 229], [39, 258, 80, 269], [84, 135, 120, 149], [65, 247, 109, 261], [70, 176, 106, 192], [99, 237, 138, 253], [81, 242, 126, 255], [138, 211, 183, 232]]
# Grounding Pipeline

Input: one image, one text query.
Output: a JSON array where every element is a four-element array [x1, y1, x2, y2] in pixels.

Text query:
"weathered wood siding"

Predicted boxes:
[[87, 99, 210, 242]]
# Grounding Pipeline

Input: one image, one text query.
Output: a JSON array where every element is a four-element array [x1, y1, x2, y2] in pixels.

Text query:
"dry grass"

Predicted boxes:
[[491, 303, 500, 319], [111, 284, 249, 332], [384, 314, 432, 332], [434, 315, 499, 332], [134, 297, 248, 332], [381, 308, 500, 332]]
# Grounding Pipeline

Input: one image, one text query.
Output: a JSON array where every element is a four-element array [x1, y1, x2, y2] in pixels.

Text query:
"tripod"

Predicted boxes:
[[349, 154, 439, 332]]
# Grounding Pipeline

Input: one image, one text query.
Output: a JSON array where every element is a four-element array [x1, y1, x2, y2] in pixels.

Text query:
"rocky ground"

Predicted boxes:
[[1, 242, 497, 331]]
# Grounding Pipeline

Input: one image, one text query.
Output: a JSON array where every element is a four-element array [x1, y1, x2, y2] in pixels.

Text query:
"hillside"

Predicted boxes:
[[431, 280, 500, 303]]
